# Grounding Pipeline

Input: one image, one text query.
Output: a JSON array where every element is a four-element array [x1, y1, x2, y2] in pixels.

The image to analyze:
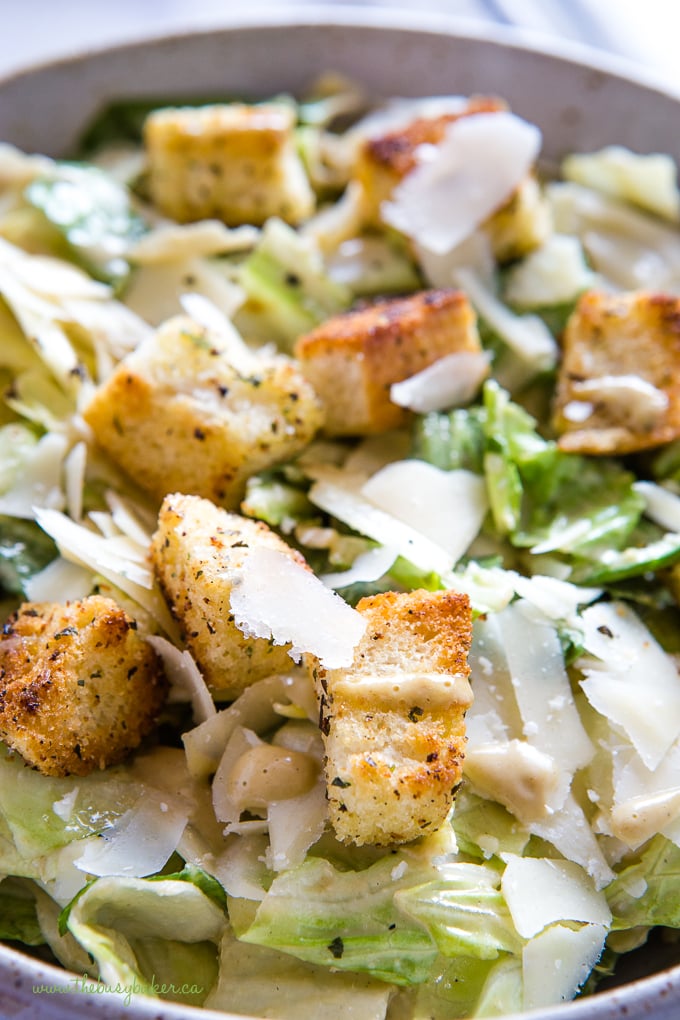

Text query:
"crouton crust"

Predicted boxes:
[[310, 588, 473, 847], [294, 289, 480, 435], [151, 493, 306, 697], [83, 315, 323, 508], [144, 103, 314, 226], [0, 596, 167, 777], [554, 290, 680, 454]]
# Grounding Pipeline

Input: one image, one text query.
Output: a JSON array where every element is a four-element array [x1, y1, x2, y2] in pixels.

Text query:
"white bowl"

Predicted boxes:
[[0, 10, 679, 1020]]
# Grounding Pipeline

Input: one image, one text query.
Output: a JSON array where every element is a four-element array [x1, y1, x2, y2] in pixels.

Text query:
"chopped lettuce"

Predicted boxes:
[[25, 165, 146, 291], [61, 870, 225, 1005], [0, 515, 57, 596], [237, 218, 351, 350], [0, 877, 44, 945], [607, 836, 680, 931]]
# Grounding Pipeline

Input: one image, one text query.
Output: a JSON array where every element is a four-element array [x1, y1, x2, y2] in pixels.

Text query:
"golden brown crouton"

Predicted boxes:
[[144, 103, 314, 226], [310, 588, 473, 847], [355, 97, 548, 261], [294, 289, 480, 435], [554, 290, 680, 454], [0, 596, 167, 777], [83, 315, 323, 508], [151, 493, 306, 697]]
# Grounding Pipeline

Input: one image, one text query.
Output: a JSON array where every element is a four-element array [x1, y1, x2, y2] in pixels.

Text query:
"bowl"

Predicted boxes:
[[1, 10, 679, 1020]]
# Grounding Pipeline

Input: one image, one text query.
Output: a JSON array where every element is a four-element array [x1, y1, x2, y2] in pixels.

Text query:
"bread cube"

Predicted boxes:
[[83, 315, 324, 508], [0, 596, 167, 777], [151, 494, 306, 697], [144, 103, 314, 226], [294, 288, 480, 435], [554, 290, 680, 454], [310, 588, 473, 846]]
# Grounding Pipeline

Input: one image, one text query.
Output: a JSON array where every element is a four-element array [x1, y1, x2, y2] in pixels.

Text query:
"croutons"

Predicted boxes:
[[311, 588, 473, 847], [294, 289, 480, 435], [355, 97, 549, 261], [144, 103, 315, 226], [83, 315, 323, 508], [151, 493, 306, 697], [0, 596, 167, 777], [554, 290, 680, 454]]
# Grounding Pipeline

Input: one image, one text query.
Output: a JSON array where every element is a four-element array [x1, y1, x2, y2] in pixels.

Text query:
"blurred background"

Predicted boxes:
[[1, 0, 679, 89]]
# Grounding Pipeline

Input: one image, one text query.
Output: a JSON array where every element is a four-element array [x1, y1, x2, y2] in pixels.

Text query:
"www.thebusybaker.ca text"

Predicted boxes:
[[32, 974, 204, 1008]]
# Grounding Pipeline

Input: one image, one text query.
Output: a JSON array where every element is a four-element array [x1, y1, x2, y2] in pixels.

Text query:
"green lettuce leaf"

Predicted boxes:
[[25, 165, 146, 291], [61, 870, 226, 1005], [607, 835, 680, 931], [0, 877, 44, 945], [231, 854, 438, 985], [0, 515, 58, 596]]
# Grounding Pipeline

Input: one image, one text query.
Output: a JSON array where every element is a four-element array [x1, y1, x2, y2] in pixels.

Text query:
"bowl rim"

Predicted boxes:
[[1, 9, 680, 1020]]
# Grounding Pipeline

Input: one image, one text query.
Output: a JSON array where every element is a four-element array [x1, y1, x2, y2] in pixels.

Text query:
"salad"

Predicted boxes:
[[1, 76, 680, 1019]]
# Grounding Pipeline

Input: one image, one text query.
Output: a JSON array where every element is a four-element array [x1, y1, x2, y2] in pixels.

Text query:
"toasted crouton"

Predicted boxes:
[[310, 588, 473, 847], [554, 290, 680, 454], [0, 596, 167, 777], [144, 103, 314, 226], [294, 289, 480, 435], [151, 493, 306, 697], [355, 97, 548, 261], [83, 315, 323, 508]]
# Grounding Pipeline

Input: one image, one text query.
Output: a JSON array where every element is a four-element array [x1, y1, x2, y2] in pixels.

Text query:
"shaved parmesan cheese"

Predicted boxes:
[[308, 469, 454, 575], [64, 440, 86, 522], [494, 602, 594, 775], [266, 780, 327, 872], [512, 574, 601, 623], [322, 544, 397, 589], [390, 351, 491, 413], [570, 375, 668, 430], [213, 726, 264, 827], [361, 461, 488, 566], [465, 740, 560, 822], [634, 480, 680, 532], [128, 220, 258, 263], [579, 602, 680, 770], [504, 234, 596, 308], [382, 112, 541, 254], [123, 256, 244, 327], [452, 266, 557, 372], [230, 546, 366, 669], [74, 792, 188, 878], [210, 833, 270, 901], [501, 857, 611, 938], [522, 923, 607, 1010], [24, 557, 93, 602], [529, 794, 614, 889], [147, 636, 215, 724], [0, 431, 67, 518]]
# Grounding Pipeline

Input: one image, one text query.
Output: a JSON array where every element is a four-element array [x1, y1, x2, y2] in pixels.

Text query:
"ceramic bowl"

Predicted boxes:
[[0, 9, 679, 1020]]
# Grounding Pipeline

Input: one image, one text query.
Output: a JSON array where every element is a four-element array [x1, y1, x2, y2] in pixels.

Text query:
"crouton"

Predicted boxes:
[[294, 288, 480, 435], [310, 588, 473, 846], [151, 493, 306, 697], [554, 290, 680, 454], [144, 103, 314, 226], [0, 596, 167, 777], [83, 315, 323, 508], [355, 97, 548, 261]]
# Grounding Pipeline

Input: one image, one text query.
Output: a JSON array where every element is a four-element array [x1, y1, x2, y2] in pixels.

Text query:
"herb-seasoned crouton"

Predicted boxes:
[[144, 103, 315, 226], [0, 596, 167, 777], [294, 289, 480, 435], [310, 588, 473, 847], [554, 290, 680, 454], [355, 97, 549, 261], [84, 315, 323, 508], [151, 493, 306, 697]]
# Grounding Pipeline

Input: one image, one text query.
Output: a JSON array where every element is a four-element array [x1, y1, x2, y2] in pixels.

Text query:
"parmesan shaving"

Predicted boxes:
[[147, 636, 216, 724], [382, 112, 541, 254], [389, 351, 491, 413], [230, 546, 366, 669], [522, 923, 608, 1011], [501, 856, 611, 938]]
